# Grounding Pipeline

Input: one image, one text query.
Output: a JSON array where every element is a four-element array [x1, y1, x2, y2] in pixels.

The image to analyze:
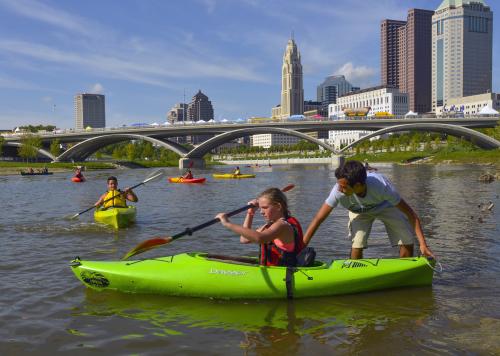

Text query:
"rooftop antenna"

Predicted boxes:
[[291, 30, 294, 40]]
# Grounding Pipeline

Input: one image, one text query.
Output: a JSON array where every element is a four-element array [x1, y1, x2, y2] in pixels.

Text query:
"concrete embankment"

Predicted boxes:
[[218, 155, 345, 167]]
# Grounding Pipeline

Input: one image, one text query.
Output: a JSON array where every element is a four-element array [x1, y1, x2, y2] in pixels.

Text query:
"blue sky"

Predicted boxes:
[[0, 0, 498, 129]]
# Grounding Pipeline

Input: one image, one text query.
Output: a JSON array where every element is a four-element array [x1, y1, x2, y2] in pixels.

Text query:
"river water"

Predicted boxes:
[[1, 163, 499, 355]]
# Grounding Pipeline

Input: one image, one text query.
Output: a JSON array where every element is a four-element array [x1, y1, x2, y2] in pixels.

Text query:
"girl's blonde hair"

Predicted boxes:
[[258, 188, 290, 217]]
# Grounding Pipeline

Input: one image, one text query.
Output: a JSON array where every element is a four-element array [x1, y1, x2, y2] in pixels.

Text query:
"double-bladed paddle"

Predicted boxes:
[[67, 169, 165, 220], [122, 184, 295, 260]]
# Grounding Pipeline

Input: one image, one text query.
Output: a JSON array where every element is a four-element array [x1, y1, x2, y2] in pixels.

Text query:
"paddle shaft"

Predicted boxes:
[[170, 204, 252, 241]]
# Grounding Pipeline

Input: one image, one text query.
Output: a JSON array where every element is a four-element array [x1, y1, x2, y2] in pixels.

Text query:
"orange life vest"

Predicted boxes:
[[259, 216, 305, 267]]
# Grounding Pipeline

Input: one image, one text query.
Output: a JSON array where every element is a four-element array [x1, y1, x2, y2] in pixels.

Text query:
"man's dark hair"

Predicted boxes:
[[107, 176, 118, 183], [335, 160, 367, 186]]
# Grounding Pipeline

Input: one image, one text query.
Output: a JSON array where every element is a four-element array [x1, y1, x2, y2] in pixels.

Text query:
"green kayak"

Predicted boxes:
[[94, 206, 136, 229], [70, 252, 435, 299]]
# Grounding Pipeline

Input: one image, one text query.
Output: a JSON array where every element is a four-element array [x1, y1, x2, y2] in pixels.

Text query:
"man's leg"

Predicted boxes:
[[378, 207, 415, 257], [348, 212, 374, 260]]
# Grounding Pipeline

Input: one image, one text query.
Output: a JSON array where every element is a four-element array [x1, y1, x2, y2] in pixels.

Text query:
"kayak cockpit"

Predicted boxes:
[[192, 252, 329, 269]]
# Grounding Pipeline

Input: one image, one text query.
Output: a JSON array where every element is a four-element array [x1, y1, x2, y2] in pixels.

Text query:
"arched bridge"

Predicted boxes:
[[3, 118, 498, 167], [56, 134, 189, 162], [339, 123, 500, 153]]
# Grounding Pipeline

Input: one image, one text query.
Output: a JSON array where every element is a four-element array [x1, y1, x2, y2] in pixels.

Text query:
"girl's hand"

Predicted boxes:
[[216, 213, 229, 226]]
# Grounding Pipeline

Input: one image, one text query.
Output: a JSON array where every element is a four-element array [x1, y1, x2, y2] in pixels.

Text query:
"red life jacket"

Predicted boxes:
[[259, 216, 305, 267]]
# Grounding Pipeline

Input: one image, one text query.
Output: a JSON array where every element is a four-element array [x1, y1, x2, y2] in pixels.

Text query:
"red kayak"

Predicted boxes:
[[168, 177, 206, 184], [71, 176, 85, 183]]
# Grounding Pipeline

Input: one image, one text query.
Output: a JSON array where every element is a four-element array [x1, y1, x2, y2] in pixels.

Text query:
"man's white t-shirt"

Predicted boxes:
[[325, 172, 401, 213]]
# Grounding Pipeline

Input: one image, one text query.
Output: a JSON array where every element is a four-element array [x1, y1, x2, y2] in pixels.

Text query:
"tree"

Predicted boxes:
[[142, 142, 154, 160], [50, 139, 61, 158], [0, 135, 4, 157], [18, 133, 41, 162], [126, 143, 137, 161]]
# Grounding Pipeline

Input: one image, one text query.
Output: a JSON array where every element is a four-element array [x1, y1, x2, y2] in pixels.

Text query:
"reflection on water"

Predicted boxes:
[[69, 287, 436, 354], [0, 164, 499, 354]]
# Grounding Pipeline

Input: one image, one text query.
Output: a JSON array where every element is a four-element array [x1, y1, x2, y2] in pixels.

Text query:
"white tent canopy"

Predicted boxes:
[[479, 105, 499, 115], [150, 122, 160, 126], [405, 110, 418, 117]]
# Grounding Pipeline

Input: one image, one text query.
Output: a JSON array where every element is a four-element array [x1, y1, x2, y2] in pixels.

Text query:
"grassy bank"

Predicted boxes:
[[0, 161, 114, 169], [350, 149, 500, 165]]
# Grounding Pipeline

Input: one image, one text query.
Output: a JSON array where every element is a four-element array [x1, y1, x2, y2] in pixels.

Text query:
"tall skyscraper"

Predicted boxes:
[[74, 93, 105, 130], [381, 19, 406, 88], [280, 38, 304, 118], [187, 90, 214, 122], [432, 0, 493, 111], [382, 9, 434, 113]]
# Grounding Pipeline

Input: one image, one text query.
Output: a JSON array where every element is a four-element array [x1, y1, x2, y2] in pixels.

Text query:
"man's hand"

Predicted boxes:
[[420, 244, 435, 258]]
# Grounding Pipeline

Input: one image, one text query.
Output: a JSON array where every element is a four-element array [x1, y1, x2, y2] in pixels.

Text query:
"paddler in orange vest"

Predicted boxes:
[[94, 176, 138, 209]]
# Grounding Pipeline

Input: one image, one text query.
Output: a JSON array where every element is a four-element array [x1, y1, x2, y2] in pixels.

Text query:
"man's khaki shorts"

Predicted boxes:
[[348, 206, 415, 249]]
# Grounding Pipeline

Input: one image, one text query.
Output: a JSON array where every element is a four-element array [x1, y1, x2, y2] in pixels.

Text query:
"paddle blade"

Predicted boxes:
[[122, 236, 173, 260], [281, 184, 295, 193]]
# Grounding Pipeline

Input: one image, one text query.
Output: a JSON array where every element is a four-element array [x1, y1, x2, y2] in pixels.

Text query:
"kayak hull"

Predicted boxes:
[[70, 252, 435, 299], [212, 173, 255, 179], [94, 206, 136, 229], [168, 177, 206, 183], [71, 176, 85, 182]]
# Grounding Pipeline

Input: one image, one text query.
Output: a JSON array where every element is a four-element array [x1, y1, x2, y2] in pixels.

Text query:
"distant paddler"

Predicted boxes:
[[95, 176, 138, 209]]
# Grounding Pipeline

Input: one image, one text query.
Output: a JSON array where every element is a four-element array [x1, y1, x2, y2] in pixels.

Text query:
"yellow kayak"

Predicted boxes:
[[212, 173, 256, 179], [94, 206, 136, 229]]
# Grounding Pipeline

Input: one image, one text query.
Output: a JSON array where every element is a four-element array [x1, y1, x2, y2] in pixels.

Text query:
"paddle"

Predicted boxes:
[[122, 184, 295, 260], [68, 169, 165, 220]]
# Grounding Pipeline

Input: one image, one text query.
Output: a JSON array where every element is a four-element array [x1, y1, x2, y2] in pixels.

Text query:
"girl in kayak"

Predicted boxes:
[[216, 188, 305, 267], [94, 176, 138, 209]]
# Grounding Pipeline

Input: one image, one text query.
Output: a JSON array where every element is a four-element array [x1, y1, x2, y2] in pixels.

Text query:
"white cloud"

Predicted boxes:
[[0, 36, 268, 87], [0, 0, 107, 37], [90, 83, 104, 94], [335, 62, 377, 86]]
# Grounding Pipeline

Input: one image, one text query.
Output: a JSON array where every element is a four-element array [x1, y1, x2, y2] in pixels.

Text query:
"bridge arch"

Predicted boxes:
[[5, 142, 56, 161], [339, 123, 500, 153], [56, 134, 190, 162], [186, 127, 338, 158]]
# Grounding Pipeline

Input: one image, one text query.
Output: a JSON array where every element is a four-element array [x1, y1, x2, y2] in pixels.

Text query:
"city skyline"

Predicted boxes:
[[0, 0, 498, 129]]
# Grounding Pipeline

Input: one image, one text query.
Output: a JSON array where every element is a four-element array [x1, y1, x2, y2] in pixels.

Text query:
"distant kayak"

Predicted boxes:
[[168, 177, 206, 184], [20, 171, 53, 176], [94, 206, 136, 229], [71, 176, 85, 183], [212, 173, 255, 179]]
